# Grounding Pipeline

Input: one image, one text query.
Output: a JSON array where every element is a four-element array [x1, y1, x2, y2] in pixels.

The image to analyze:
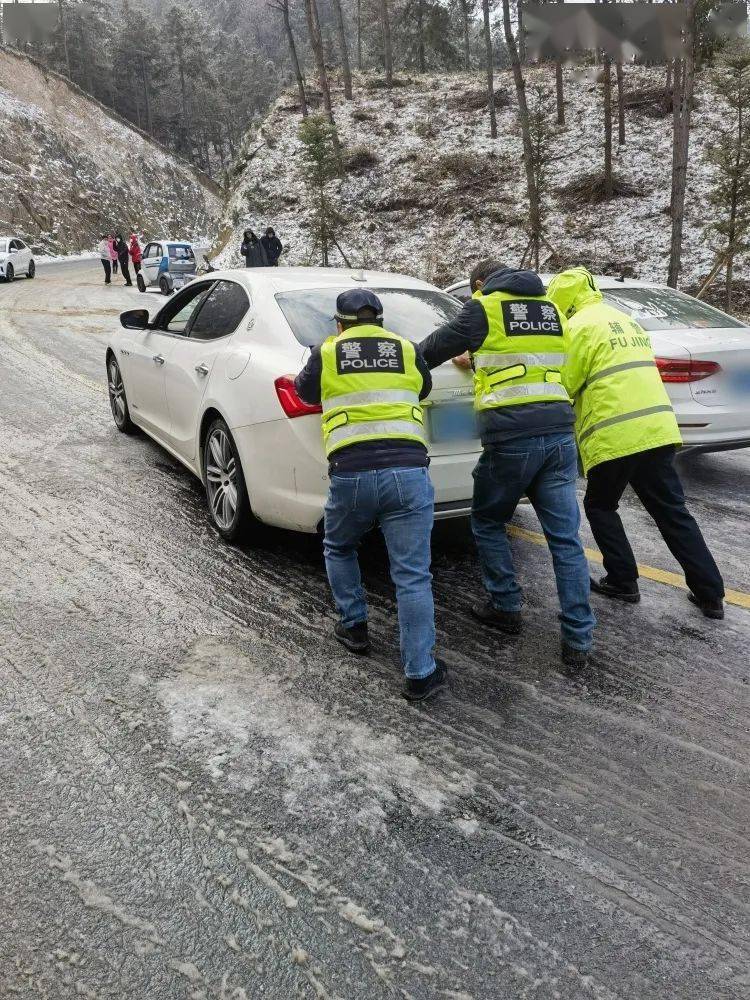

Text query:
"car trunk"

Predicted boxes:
[[671, 328, 750, 408], [422, 360, 479, 456]]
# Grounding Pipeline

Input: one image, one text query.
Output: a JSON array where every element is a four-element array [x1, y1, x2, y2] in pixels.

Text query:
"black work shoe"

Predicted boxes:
[[402, 659, 448, 702], [590, 575, 640, 603], [470, 600, 523, 635], [334, 620, 370, 654], [688, 592, 725, 620], [561, 642, 590, 668]]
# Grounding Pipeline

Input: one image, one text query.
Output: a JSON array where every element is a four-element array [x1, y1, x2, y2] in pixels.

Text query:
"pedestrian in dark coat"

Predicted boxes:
[[261, 227, 283, 266], [240, 229, 269, 268], [114, 233, 132, 286]]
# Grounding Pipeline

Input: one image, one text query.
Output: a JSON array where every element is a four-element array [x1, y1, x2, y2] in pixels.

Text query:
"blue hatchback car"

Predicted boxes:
[[136, 239, 197, 295]]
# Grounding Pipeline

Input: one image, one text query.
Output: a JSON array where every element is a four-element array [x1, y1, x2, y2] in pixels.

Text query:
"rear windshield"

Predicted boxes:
[[602, 286, 747, 330], [276, 287, 463, 347], [168, 244, 195, 261]]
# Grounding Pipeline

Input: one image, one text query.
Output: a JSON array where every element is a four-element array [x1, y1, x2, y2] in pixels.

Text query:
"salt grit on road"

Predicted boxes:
[[1, 262, 749, 999]]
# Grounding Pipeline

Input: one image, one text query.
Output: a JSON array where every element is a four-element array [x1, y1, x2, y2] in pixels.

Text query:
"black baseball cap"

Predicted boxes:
[[334, 288, 383, 322]]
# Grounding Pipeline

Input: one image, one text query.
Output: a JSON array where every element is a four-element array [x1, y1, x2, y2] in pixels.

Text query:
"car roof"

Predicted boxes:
[[206, 266, 443, 293], [149, 239, 193, 246]]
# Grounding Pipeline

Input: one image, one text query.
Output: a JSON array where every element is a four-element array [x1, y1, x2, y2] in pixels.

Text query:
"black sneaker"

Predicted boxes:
[[470, 600, 523, 635], [334, 620, 370, 654], [561, 642, 590, 668], [402, 659, 448, 702], [590, 575, 640, 603], [688, 592, 725, 620]]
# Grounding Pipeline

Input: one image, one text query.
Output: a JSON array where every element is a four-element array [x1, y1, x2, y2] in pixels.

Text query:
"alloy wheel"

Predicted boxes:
[[205, 427, 238, 531], [108, 360, 127, 426], [27, 260, 35, 279], [6, 264, 13, 282]]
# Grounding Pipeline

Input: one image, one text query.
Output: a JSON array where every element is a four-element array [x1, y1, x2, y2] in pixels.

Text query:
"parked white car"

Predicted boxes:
[[446, 277, 750, 454], [0, 236, 35, 281], [106, 268, 479, 539]]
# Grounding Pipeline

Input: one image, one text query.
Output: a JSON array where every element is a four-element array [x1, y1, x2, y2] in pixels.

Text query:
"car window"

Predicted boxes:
[[448, 283, 472, 302], [154, 244, 163, 258], [143, 243, 156, 259], [603, 286, 749, 330], [9, 240, 18, 251], [168, 244, 195, 261], [189, 281, 250, 341], [275, 287, 463, 348], [16, 240, 26, 250], [155, 281, 214, 335]]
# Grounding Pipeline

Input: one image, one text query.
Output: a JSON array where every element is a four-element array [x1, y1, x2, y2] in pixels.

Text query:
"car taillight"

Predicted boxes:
[[655, 358, 721, 383], [274, 375, 322, 417]]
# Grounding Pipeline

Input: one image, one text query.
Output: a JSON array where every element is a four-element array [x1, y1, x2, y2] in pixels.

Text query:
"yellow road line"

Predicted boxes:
[[507, 525, 750, 611]]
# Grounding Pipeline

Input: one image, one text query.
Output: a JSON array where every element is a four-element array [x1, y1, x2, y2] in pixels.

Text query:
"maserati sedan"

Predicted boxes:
[[106, 267, 480, 540], [446, 276, 750, 454], [0, 236, 35, 281]]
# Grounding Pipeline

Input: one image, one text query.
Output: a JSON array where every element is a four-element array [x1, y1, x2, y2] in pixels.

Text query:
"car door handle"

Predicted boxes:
[[195, 363, 210, 376], [153, 354, 165, 365]]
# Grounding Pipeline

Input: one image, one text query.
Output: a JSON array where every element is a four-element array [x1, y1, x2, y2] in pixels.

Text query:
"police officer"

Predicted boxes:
[[548, 268, 725, 618], [295, 289, 447, 701], [420, 260, 595, 665]]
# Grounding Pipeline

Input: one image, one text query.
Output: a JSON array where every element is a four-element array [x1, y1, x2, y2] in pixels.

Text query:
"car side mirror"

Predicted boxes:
[[120, 308, 150, 330]]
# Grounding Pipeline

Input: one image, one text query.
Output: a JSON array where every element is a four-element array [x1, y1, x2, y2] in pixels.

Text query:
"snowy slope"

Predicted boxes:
[[214, 65, 744, 296], [0, 47, 222, 253]]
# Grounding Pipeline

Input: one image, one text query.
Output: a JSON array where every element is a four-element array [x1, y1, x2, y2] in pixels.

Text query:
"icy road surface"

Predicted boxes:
[[1, 262, 749, 999]]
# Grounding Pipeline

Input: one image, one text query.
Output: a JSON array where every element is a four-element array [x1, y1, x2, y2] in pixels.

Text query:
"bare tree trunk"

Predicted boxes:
[[616, 60, 625, 144], [416, 0, 426, 73], [380, 0, 393, 86], [603, 55, 613, 196], [357, 0, 363, 70], [502, 0, 540, 256], [331, 0, 353, 99], [460, 0, 471, 70], [555, 59, 565, 125], [725, 86, 743, 310], [274, 0, 308, 116], [304, 0, 335, 124], [517, 0, 526, 63], [58, 0, 72, 80], [140, 53, 153, 134], [667, 0, 696, 289], [482, 0, 497, 139]]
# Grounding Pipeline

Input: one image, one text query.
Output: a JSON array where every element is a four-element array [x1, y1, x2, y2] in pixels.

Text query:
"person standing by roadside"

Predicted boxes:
[[240, 229, 269, 268], [419, 259, 595, 666], [98, 235, 112, 283], [113, 234, 132, 286], [129, 233, 143, 276], [294, 289, 446, 702], [547, 267, 725, 619], [108, 232, 118, 275], [261, 227, 283, 266]]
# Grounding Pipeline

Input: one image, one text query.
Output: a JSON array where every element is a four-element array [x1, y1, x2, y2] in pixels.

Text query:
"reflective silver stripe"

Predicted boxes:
[[322, 389, 419, 413], [474, 352, 567, 368], [328, 419, 426, 446], [584, 360, 656, 389], [578, 404, 674, 443], [480, 382, 569, 405]]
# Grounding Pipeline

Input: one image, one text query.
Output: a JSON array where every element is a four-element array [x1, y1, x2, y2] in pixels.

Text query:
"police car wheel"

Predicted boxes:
[[136, 273, 146, 292], [202, 419, 251, 542], [159, 276, 171, 295]]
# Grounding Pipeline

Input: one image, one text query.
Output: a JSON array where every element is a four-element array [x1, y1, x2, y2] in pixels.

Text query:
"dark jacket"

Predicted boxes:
[[418, 268, 574, 447], [114, 238, 129, 263], [295, 334, 433, 474], [241, 237, 268, 267], [261, 234, 283, 265]]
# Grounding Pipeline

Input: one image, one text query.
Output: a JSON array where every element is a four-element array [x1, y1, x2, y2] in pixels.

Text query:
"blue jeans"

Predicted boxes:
[[471, 432, 595, 651], [323, 467, 436, 679]]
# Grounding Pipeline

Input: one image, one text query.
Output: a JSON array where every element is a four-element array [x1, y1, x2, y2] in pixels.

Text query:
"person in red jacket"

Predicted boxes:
[[129, 234, 143, 274]]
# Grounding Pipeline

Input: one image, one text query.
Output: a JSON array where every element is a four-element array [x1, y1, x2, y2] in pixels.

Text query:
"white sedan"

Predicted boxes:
[[446, 276, 750, 454], [0, 236, 35, 281], [106, 267, 480, 540]]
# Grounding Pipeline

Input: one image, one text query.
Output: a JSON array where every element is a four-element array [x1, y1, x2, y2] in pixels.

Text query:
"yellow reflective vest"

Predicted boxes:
[[472, 290, 572, 411], [319, 324, 425, 457], [562, 301, 682, 474]]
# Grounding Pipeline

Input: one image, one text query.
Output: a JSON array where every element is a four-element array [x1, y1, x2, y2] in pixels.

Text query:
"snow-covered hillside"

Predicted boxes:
[[215, 65, 744, 297], [0, 47, 222, 253]]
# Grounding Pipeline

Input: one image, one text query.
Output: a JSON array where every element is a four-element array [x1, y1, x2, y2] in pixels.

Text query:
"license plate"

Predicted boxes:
[[428, 404, 477, 443]]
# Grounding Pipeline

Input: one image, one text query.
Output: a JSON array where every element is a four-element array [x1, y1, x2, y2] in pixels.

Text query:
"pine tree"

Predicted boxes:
[[298, 114, 348, 266], [706, 40, 750, 310]]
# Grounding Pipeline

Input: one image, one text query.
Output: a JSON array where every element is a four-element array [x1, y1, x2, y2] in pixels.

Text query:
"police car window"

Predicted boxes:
[[189, 281, 250, 340], [276, 287, 463, 348], [602, 287, 748, 330]]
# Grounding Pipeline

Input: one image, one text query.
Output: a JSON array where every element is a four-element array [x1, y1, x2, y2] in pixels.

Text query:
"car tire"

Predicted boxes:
[[159, 275, 172, 296], [202, 418, 252, 542], [26, 260, 35, 279], [107, 355, 136, 434], [136, 272, 146, 292], [5, 264, 14, 282]]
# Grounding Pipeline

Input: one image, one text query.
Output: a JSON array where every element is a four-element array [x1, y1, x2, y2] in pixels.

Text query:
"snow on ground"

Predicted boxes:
[[215, 65, 743, 294]]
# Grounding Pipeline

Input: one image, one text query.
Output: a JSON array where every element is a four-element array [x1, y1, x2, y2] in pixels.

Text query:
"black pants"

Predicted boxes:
[[584, 445, 724, 601], [112, 259, 118, 274], [120, 260, 131, 285], [100, 258, 111, 282]]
